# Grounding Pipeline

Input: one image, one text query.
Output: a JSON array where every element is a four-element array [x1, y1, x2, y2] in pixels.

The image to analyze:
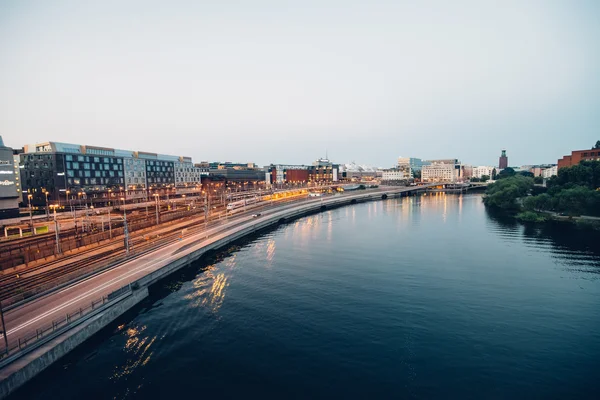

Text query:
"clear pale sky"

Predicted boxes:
[[1, 0, 599, 167]]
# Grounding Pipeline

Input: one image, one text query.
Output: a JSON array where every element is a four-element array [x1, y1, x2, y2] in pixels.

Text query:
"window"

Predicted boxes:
[[94, 157, 100, 163], [95, 171, 101, 177], [66, 155, 73, 161], [104, 158, 110, 163], [78, 156, 84, 162], [67, 170, 74, 177], [72, 162, 79, 169], [84, 171, 91, 177], [84, 163, 90, 169], [104, 163, 110, 170]]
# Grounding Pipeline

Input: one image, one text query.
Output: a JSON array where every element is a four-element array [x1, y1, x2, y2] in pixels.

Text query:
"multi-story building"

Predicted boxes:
[[397, 157, 430, 173], [18, 141, 203, 207], [542, 166, 558, 178], [499, 150, 508, 169], [421, 160, 462, 182], [472, 166, 495, 179], [0, 136, 20, 218], [381, 168, 408, 182], [265, 160, 339, 184], [558, 148, 600, 169]]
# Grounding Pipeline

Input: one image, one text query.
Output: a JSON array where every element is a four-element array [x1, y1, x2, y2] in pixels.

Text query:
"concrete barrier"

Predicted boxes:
[[0, 288, 149, 399]]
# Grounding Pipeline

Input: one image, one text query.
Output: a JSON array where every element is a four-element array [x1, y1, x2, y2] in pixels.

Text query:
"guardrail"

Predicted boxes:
[[0, 284, 132, 367]]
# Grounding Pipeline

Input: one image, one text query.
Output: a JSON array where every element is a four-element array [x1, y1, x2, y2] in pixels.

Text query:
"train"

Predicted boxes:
[[226, 196, 260, 211]]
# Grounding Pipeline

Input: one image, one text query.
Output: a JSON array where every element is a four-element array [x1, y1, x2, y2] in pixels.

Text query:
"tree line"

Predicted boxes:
[[483, 160, 600, 219]]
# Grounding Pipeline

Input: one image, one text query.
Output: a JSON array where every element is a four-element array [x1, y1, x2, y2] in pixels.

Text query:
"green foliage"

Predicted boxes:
[[523, 193, 552, 211], [491, 168, 497, 180], [595, 140, 600, 149], [518, 171, 534, 178], [483, 175, 533, 210], [533, 176, 543, 184], [516, 211, 548, 222], [497, 167, 515, 179], [523, 161, 600, 217], [470, 177, 480, 182], [481, 175, 490, 182]]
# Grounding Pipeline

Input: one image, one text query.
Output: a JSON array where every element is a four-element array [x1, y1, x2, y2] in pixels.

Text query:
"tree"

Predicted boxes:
[[470, 177, 481, 182], [518, 171, 534, 178], [594, 140, 600, 149], [483, 175, 534, 210], [497, 167, 515, 179], [533, 176, 543, 184], [491, 168, 497, 180], [481, 175, 490, 182]]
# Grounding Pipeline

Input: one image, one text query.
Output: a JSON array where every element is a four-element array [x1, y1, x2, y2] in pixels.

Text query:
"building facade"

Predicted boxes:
[[421, 160, 462, 182], [397, 157, 429, 172], [265, 160, 339, 184], [0, 137, 19, 218], [542, 166, 558, 178], [558, 148, 600, 169], [18, 141, 203, 207], [499, 150, 508, 169], [381, 168, 408, 181], [472, 166, 495, 179]]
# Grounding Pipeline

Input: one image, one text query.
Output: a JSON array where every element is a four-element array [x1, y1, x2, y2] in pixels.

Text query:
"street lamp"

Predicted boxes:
[[49, 204, 61, 254], [153, 194, 160, 225], [28, 194, 34, 235], [44, 190, 50, 220]]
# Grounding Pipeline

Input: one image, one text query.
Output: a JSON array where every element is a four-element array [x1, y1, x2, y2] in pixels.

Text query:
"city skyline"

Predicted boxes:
[[1, 1, 599, 167]]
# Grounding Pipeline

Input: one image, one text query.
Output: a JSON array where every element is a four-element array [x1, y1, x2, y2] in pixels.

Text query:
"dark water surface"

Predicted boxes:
[[14, 194, 600, 399]]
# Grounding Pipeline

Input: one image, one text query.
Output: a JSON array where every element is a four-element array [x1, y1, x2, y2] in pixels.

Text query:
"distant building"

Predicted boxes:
[[542, 166, 558, 178], [17, 141, 205, 207], [0, 136, 20, 218], [472, 166, 495, 179], [397, 157, 430, 172], [339, 163, 378, 180], [381, 168, 408, 182], [266, 160, 339, 184], [421, 159, 462, 182], [558, 148, 600, 169], [462, 165, 473, 179], [499, 150, 508, 169]]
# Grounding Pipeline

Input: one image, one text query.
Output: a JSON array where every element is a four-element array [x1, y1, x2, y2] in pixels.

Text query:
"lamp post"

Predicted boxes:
[[28, 194, 34, 235], [50, 204, 61, 254], [121, 198, 130, 255], [153, 194, 160, 225], [44, 191, 50, 221]]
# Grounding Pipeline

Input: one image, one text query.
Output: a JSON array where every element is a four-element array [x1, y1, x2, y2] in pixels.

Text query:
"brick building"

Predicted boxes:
[[558, 148, 600, 169]]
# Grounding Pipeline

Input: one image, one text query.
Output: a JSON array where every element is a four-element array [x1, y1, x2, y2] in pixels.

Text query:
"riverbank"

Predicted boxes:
[[0, 186, 431, 399]]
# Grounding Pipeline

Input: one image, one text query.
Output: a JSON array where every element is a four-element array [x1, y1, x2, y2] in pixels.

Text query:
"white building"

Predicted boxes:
[[175, 157, 204, 187], [381, 168, 408, 181], [422, 161, 462, 182], [472, 166, 495, 179], [542, 165, 558, 179]]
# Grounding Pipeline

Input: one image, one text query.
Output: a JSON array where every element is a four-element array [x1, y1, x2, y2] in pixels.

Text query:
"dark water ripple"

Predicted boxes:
[[12, 193, 600, 400]]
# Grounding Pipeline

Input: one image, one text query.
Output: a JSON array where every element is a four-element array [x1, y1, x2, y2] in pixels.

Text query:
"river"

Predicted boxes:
[[13, 193, 600, 399]]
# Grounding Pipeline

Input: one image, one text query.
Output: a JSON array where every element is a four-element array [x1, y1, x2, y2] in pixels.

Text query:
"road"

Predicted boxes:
[[1, 184, 432, 352]]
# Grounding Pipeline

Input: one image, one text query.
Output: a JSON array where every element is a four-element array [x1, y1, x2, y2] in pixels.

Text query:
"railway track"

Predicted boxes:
[[0, 195, 318, 305]]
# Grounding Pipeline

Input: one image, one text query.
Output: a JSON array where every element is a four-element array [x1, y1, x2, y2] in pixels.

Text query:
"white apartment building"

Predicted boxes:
[[542, 165, 558, 179], [175, 157, 204, 187], [381, 168, 408, 181], [422, 162, 461, 182], [472, 166, 495, 179]]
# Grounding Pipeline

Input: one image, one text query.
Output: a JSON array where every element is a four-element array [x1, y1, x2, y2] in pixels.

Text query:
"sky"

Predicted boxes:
[[0, 0, 599, 167]]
